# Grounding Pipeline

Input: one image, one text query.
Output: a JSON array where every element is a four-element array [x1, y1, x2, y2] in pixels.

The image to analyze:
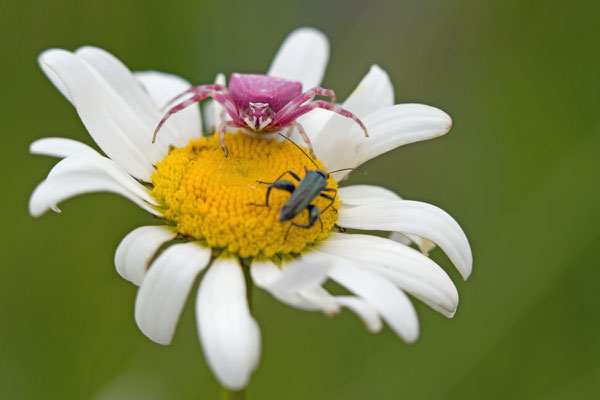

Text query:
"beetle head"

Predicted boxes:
[[316, 169, 329, 179], [244, 102, 273, 131]]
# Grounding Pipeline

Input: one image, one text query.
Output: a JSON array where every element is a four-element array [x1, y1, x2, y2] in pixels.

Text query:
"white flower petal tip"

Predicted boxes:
[[325, 256, 420, 343], [37, 48, 157, 180], [38, 49, 73, 103], [135, 242, 210, 345], [114, 226, 177, 286], [336, 200, 473, 280], [197, 258, 260, 390], [319, 233, 459, 319], [336, 296, 383, 333], [28, 157, 161, 218], [355, 104, 452, 166], [267, 27, 329, 90]]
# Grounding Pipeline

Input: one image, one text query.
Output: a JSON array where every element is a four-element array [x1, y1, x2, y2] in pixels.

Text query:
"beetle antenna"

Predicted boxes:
[[328, 167, 366, 175], [277, 132, 319, 169]]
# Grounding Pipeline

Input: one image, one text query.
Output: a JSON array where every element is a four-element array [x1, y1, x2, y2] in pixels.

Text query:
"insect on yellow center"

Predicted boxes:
[[152, 132, 340, 258]]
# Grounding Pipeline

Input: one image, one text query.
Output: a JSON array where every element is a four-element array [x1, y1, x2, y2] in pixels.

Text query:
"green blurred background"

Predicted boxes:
[[1, 0, 599, 399]]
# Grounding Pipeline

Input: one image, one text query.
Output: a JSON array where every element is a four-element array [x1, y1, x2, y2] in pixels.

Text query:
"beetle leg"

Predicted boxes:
[[264, 170, 301, 183], [320, 189, 338, 213], [275, 100, 369, 138], [284, 205, 323, 240], [248, 179, 296, 207]]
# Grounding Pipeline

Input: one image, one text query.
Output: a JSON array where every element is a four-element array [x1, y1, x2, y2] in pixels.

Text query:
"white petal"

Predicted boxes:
[[338, 184, 400, 206], [30, 138, 157, 205], [267, 27, 329, 90], [197, 257, 260, 390], [313, 64, 393, 148], [29, 157, 160, 217], [135, 70, 202, 146], [322, 104, 452, 179], [389, 232, 436, 255], [114, 226, 177, 286], [320, 233, 459, 317], [323, 253, 420, 343], [268, 252, 333, 292], [335, 296, 383, 333], [75, 47, 185, 165], [337, 200, 473, 279], [339, 184, 437, 254], [135, 242, 210, 344], [30, 137, 99, 159], [251, 260, 339, 313], [38, 49, 155, 180], [75, 47, 160, 125]]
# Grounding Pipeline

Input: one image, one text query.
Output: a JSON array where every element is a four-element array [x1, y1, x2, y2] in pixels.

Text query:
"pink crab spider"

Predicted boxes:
[[152, 73, 369, 156]]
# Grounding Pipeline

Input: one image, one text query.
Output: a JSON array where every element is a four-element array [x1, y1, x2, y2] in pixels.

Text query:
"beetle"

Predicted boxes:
[[250, 135, 355, 238], [152, 73, 369, 156]]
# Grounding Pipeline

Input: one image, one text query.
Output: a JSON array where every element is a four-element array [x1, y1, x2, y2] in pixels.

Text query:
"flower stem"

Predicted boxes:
[[222, 388, 246, 400]]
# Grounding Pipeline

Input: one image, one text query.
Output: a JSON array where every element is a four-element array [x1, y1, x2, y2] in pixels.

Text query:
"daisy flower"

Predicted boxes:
[[30, 28, 472, 390]]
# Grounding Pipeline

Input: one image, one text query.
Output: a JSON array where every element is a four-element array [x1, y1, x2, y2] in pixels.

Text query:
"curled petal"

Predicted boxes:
[[39, 49, 156, 180], [337, 200, 473, 279], [251, 259, 338, 313], [339, 184, 436, 254], [114, 226, 176, 286], [135, 242, 210, 344], [322, 104, 452, 178], [323, 252, 420, 343], [30, 138, 157, 206], [29, 156, 160, 218], [320, 233, 459, 317]]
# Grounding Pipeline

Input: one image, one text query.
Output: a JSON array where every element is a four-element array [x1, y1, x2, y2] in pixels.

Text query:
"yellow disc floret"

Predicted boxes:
[[152, 132, 340, 258]]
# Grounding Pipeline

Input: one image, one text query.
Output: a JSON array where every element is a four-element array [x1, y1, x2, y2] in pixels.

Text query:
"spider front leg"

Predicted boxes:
[[286, 122, 316, 158], [153, 85, 239, 143], [217, 121, 242, 156], [276, 100, 369, 138], [277, 87, 337, 116]]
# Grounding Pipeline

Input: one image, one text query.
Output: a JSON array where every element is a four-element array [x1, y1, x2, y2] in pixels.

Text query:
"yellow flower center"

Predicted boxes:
[[151, 132, 340, 258]]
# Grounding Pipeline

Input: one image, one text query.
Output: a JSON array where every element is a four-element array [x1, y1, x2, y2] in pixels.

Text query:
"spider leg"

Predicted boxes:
[[153, 85, 239, 143], [217, 121, 242, 156], [276, 100, 369, 138], [287, 122, 316, 157], [284, 125, 294, 138], [277, 86, 337, 116]]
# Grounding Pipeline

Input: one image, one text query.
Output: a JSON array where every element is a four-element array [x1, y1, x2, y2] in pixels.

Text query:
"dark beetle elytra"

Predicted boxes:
[[249, 134, 356, 239], [250, 166, 338, 239], [152, 73, 369, 157]]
